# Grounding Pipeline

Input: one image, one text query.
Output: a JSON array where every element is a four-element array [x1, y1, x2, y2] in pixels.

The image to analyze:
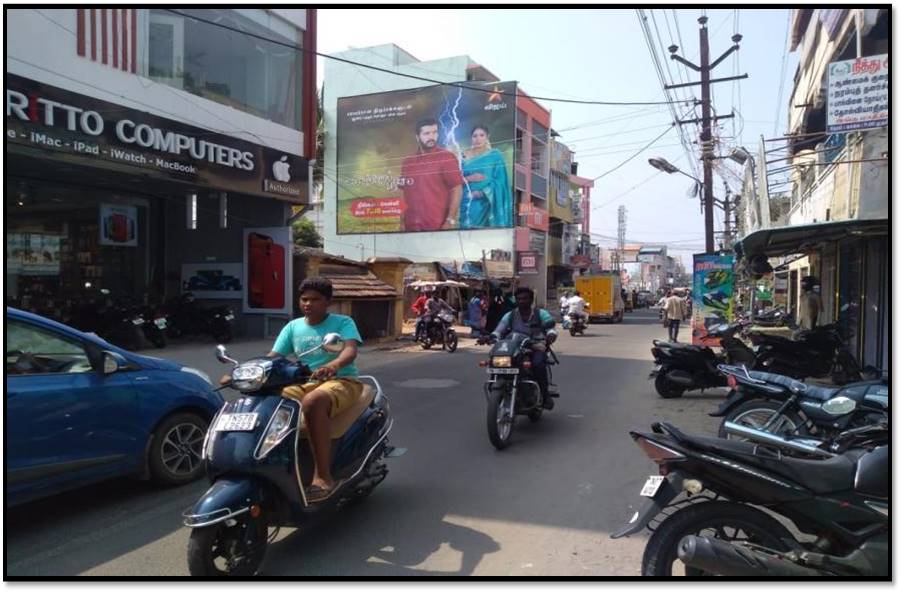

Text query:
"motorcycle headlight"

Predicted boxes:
[[255, 404, 295, 459], [231, 364, 267, 391], [491, 356, 512, 368], [823, 395, 857, 416], [180, 366, 212, 386]]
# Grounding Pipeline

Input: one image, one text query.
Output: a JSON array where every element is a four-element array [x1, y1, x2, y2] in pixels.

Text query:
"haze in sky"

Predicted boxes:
[[318, 8, 800, 267]]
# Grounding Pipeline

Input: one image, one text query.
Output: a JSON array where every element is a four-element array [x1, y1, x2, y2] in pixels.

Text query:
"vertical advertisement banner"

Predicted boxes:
[[242, 227, 292, 315], [336, 81, 517, 234], [691, 254, 735, 346], [99, 204, 138, 246]]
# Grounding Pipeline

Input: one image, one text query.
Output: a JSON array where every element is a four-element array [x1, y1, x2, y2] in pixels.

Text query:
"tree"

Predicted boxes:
[[293, 217, 323, 248]]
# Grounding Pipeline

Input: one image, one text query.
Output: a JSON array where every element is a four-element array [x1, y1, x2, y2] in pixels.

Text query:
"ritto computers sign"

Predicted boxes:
[[336, 81, 517, 234]]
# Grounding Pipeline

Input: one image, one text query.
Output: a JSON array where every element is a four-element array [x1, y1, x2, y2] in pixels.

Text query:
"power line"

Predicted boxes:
[[773, 10, 792, 137], [167, 9, 688, 107]]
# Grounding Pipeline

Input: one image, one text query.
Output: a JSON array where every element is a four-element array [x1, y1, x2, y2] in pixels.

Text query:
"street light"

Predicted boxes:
[[649, 156, 705, 198]]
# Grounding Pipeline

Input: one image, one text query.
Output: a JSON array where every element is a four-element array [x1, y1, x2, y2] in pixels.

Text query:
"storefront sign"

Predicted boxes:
[[827, 55, 889, 133], [691, 254, 735, 346], [182, 263, 243, 299], [485, 260, 514, 278], [519, 202, 549, 232], [529, 229, 546, 253], [5, 74, 306, 202], [517, 251, 539, 275], [99, 204, 138, 247], [570, 254, 591, 268], [242, 227, 292, 315]]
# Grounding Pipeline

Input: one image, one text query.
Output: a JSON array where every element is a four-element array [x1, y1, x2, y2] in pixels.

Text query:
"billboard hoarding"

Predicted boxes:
[[691, 254, 735, 346], [336, 81, 517, 234]]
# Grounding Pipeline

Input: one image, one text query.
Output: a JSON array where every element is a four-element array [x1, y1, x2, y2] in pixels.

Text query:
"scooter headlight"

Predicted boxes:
[[255, 404, 295, 459], [231, 364, 267, 392]]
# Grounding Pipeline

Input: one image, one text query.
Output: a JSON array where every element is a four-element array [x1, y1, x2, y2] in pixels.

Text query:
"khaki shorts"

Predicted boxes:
[[281, 378, 364, 417]]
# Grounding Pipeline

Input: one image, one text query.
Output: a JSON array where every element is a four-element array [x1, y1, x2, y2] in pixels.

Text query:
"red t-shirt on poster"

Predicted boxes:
[[400, 148, 464, 231]]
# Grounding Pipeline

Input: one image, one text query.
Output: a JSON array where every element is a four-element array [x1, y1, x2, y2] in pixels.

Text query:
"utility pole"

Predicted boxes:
[[722, 181, 732, 248], [617, 205, 627, 274], [667, 16, 746, 253]]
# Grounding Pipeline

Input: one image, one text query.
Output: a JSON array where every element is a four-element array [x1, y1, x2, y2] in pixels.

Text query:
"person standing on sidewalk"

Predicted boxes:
[[663, 289, 688, 342]]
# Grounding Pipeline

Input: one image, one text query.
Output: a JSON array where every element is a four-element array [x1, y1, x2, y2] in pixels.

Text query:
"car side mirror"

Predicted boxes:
[[102, 351, 127, 374], [321, 332, 345, 353]]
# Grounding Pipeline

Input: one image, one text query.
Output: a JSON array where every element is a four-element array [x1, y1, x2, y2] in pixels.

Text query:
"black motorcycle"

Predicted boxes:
[[612, 421, 888, 576], [713, 364, 888, 449], [568, 311, 588, 336], [66, 288, 146, 350], [748, 323, 871, 384], [649, 321, 759, 398], [477, 331, 559, 450], [184, 334, 403, 576], [416, 310, 458, 352], [165, 292, 234, 343]]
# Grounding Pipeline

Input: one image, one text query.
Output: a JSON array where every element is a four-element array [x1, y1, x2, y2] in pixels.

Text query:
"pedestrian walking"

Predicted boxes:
[[663, 289, 688, 342]]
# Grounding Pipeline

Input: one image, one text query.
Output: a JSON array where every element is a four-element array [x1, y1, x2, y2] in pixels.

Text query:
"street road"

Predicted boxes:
[[6, 309, 723, 577]]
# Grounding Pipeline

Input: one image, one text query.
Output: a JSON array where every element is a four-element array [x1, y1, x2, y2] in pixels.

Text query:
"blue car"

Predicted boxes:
[[6, 307, 224, 506]]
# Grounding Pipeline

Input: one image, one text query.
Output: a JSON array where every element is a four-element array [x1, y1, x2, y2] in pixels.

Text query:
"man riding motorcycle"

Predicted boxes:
[[480, 286, 558, 409], [567, 291, 589, 326], [416, 289, 454, 340]]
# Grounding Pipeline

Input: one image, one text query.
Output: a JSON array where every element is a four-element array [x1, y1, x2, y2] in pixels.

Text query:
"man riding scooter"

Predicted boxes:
[[480, 286, 558, 409], [567, 291, 589, 327]]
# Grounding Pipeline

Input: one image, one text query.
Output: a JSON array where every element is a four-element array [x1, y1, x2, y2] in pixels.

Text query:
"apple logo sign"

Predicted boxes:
[[272, 156, 291, 182]]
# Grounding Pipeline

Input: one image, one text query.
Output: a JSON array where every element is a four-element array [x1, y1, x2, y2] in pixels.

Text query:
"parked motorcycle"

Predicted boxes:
[[712, 364, 888, 449], [612, 421, 888, 576], [184, 334, 403, 576], [416, 310, 458, 352], [748, 323, 871, 384], [477, 331, 559, 449], [66, 288, 146, 350], [140, 304, 169, 349], [649, 321, 758, 398], [165, 292, 234, 343]]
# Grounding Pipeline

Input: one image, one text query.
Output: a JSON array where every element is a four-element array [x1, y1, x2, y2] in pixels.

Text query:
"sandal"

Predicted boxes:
[[306, 480, 344, 502]]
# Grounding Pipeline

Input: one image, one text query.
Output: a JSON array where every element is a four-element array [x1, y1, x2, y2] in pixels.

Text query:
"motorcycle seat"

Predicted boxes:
[[653, 340, 707, 351], [746, 371, 841, 401], [658, 423, 856, 494], [299, 383, 376, 439]]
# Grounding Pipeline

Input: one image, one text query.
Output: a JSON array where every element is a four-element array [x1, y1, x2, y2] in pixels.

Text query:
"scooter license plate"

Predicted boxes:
[[640, 475, 665, 497], [154, 318, 167, 329], [216, 413, 259, 432], [224, 314, 235, 321], [487, 368, 519, 375]]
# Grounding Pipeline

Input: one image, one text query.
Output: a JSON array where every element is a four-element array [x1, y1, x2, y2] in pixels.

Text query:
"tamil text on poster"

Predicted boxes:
[[691, 254, 735, 346]]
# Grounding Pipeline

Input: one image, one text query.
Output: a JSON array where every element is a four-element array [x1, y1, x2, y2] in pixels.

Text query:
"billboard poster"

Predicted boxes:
[[336, 81, 517, 234], [7, 233, 61, 275], [827, 55, 888, 133], [242, 227, 292, 315], [99, 204, 138, 247], [691, 254, 735, 346], [517, 251, 539, 275], [182, 263, 243, 299]]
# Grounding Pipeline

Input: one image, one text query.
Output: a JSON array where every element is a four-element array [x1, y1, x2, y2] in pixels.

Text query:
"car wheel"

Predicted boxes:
[[149, 413, 209, 485]]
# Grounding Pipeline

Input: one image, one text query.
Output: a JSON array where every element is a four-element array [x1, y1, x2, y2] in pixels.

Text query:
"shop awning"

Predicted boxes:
[[734, 218, 888, 259]]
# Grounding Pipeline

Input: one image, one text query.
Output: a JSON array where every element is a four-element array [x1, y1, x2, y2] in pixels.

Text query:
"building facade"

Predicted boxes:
[[6, 8, 317, 338]]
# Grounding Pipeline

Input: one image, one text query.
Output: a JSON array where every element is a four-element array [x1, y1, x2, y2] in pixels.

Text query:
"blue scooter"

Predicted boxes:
[[184, 333, 403, 576]]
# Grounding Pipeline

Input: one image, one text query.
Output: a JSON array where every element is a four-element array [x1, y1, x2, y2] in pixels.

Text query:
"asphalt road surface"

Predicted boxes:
[[6, 309, 724, 577]]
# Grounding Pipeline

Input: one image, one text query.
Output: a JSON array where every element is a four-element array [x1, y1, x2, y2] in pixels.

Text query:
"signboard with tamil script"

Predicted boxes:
[[827, 55, 888, 133]]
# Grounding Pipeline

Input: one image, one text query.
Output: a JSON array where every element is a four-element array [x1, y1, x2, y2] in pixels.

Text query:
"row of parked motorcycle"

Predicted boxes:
[[623, 310, 889, 576], [63, 290, 235, 350]]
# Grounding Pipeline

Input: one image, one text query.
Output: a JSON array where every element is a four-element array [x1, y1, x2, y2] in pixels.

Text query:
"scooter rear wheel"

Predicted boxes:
[[187, 516, 268, 577], [654, 372, 685, 399]]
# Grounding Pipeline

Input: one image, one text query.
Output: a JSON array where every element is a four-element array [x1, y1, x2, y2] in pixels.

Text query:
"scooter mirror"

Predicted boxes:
[[215, 345, 237, 365], [321, 333, 345, 353]]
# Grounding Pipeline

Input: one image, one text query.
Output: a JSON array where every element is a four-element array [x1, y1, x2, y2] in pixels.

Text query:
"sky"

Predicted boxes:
[[317, 8, 800, 267]]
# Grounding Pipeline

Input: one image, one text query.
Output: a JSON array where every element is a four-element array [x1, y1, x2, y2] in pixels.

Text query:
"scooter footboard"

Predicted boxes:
[[183, 477, 267, 528]]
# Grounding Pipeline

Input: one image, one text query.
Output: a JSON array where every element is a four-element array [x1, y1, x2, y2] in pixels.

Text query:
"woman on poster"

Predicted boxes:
[[459, 125, 512, 229]]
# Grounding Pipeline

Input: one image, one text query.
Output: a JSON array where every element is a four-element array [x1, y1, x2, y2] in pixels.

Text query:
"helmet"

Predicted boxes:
[[801, 275, 818, 291]]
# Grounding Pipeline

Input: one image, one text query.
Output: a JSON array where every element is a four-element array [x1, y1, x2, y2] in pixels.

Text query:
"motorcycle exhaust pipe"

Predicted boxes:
[[722, 421, 830, 457], [678, 536, 825, 577]]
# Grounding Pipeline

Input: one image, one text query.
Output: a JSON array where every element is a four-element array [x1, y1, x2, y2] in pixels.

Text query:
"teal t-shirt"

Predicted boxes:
[[271, 314, 362, 378]]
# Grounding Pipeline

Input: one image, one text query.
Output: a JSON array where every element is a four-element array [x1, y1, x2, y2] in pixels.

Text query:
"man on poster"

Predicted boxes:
[[400, 118, 464, 231]]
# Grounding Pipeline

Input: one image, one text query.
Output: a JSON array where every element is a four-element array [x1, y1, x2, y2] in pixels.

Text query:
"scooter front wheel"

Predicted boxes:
[[187, 515, 268, 577]]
